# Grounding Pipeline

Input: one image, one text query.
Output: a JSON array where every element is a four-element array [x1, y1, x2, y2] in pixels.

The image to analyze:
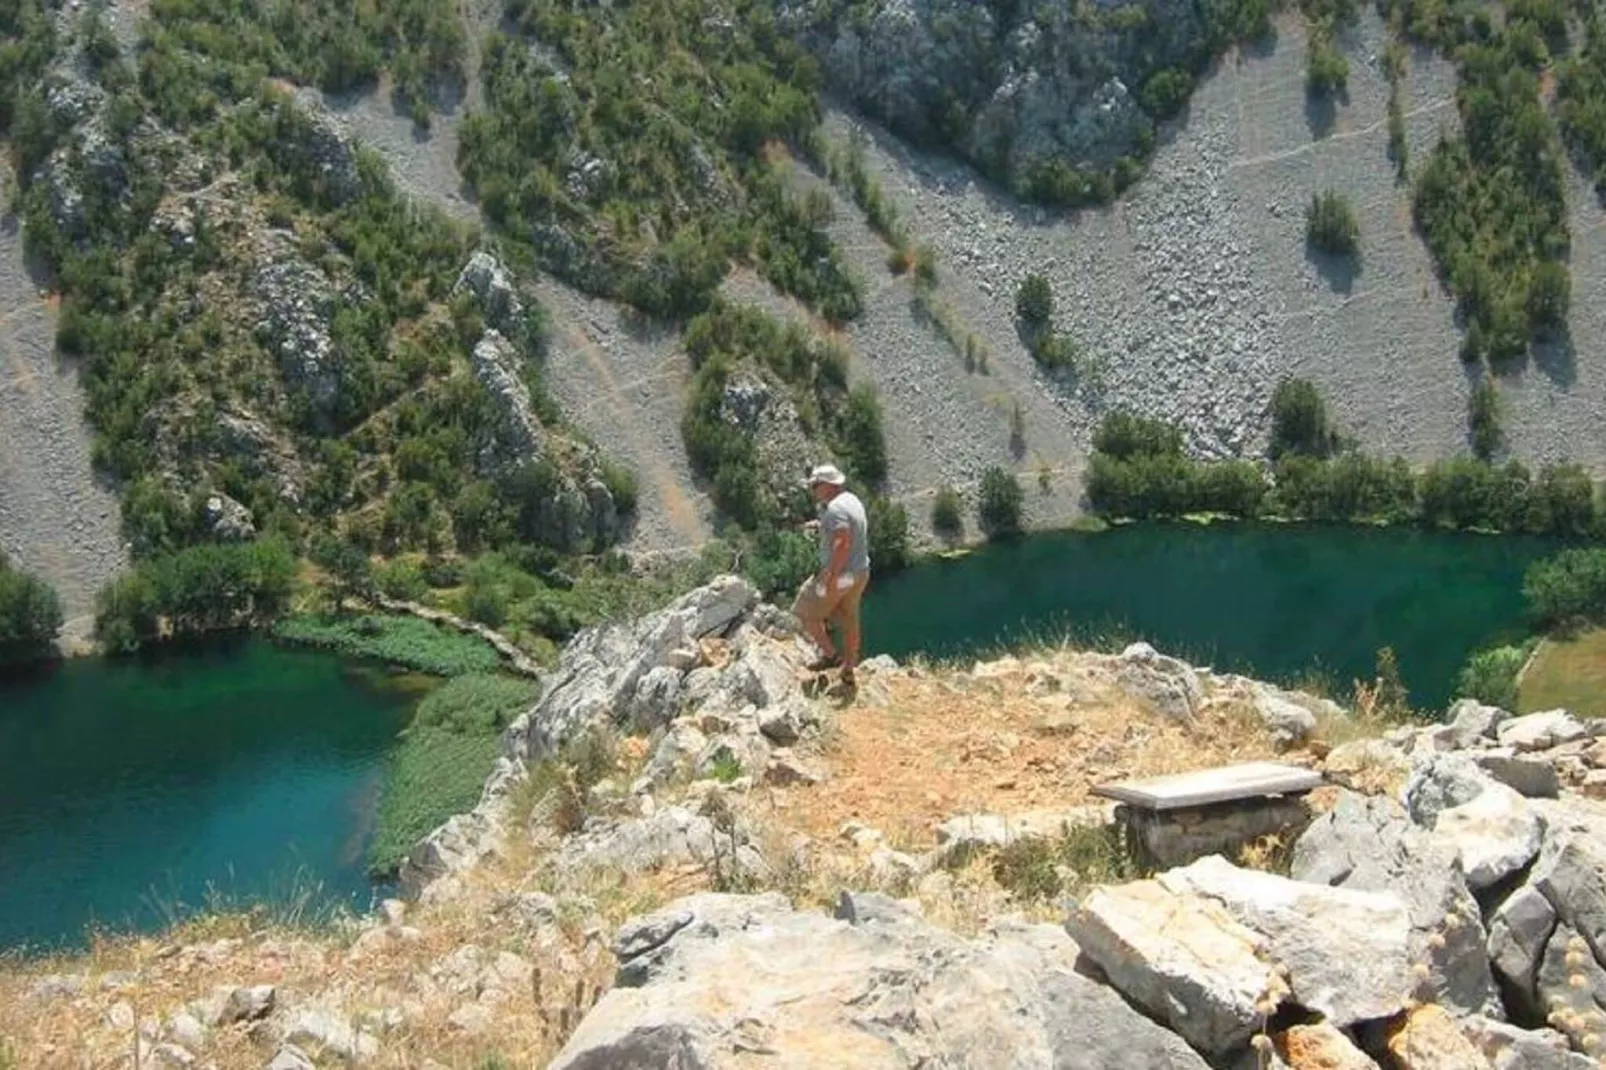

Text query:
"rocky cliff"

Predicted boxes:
[[10, 579, 1606, 1070]]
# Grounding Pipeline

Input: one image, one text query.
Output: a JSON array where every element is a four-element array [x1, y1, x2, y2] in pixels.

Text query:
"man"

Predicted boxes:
[[793, 463, 871, 687]]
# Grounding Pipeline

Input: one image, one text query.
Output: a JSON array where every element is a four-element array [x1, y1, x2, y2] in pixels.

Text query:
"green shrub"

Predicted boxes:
[[1469, 379, 1502, 460], [271, 613, 504, 676], [1092, 411, 1184, 460], [0, 554, 63, 665], [932, 485, 964, 542], [369, 726, 502, 876], [1140, 67, 1194, 120], [598, 459, 639, 518], [1306, 189, 1359, 256], [867, 493, 911, 575], [96, 536, 298, 652], [913, 244, 938, 289], [1456, 641, 1532, 709], [1306, 31, 1350, 94], [375, 559, 429, 602], [1016, 274, 1054, 327], [1269, 377, 1337, 459], [978, 467, 1025, 540], [1525, 548, 1606, 629], [836, 385, 889, 489], [1030, 332, 1078, 372]]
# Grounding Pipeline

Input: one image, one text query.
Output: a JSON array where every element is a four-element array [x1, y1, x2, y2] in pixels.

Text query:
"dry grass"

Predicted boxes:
[[762, 659, 1289, 851], [1520, 630, 1606, 718]]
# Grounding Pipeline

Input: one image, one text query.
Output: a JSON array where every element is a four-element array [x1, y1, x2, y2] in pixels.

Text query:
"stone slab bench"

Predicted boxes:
[[1093, 762, 1326, 868]]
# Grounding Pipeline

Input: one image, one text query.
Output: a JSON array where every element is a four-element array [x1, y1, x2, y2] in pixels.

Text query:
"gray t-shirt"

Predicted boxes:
[[819, 491, 871, 574]]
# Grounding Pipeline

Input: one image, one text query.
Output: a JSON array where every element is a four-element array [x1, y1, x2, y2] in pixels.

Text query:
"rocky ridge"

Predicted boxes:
[[13, 581, 1606, 1070]]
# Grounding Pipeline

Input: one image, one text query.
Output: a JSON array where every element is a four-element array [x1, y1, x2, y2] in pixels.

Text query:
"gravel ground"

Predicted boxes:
[[823, 11, 1497, 474], [530, 277, 714, 554], [0, 210, 126, 648]]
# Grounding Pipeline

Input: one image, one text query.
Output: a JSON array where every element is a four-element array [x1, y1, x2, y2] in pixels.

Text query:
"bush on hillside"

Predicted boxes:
[[96, 535, 298, 653], [1306, 190, 1360, 256], [1306, 32, 1350, 94], [1092, 411, 1184, 460], [0, 553, 63, 665], [867, 494, 912, 574], [1016, 274, 1054, 328], [932, 485, 964, 542], [1469, 379, 1502, 460], [978, 467, 1025, 540], [1269, 377, 1338, 459]]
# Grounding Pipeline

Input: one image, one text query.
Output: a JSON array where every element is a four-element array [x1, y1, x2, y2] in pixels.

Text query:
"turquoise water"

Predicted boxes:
[[0, 638, 422, 952], [0, 523, 1563, 951], [863, 523, 1558, 712]]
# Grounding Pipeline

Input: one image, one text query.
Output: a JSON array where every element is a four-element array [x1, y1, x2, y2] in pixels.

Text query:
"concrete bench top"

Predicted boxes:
[[1092, 761, 1326, 812]]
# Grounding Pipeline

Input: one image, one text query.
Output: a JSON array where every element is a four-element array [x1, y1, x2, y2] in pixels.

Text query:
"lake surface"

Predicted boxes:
[[864, 522, 1559, 712], [0, 639, 423, 952]]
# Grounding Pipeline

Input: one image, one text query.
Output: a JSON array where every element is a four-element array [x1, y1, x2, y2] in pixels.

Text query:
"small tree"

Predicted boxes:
[[1470, 378, 1503, 461], [932, 484, 964, 542], [1016, 273, 1054, 328], [1269, 377, 1336, 459], [1306, 189, 1360, 257], [311, 533, 374, 610], [977, 467, 1025, 540]]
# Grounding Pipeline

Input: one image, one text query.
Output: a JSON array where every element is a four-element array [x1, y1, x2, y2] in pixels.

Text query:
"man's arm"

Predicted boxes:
[[821, 527, 851, 589]]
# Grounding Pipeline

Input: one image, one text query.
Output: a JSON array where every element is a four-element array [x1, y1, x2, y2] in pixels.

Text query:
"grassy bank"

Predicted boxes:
[[270, 613, 507, 677]]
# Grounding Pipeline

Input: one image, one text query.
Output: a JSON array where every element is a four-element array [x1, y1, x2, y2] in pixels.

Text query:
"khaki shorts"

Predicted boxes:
[[792, 571, 869, 630]]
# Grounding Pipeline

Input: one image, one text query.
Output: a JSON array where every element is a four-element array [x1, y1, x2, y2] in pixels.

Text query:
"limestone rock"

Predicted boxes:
[[265, 1045, 316, 1070], [1161, 855, 1415, 1029], [1460, 1016, 1595, 1070], [1113, 641, 1203, 720], [151, 1043, 195, 1068], [553, 892, 1210, 1069], [1322, 738, 1411, 793], [1254, 691, 1319, 746], [1498, 710, 1590, 754], [1433, 782, 1545, 891], [624, 665, 682, 731], [1487, 885, 1557, 1017], [833, 890, 921, 926], [506, 575, 760, 764], [1447, 700, 1509, 748], [453, 251, 525, 337], [252, 258, 339, 415], [221, 985, 276, 1025], [1472, 749, 1561, 799], [1537, 922, 1606, 1048], [282, 1006, 378, 1061], [202, 493, 256, 542], [1277, 1023, 1379, 1069], [471, 329, 545, 467], [1064, 868, 1270, 1055], [1385, 1005, 1492, 1069], [762, 748, 826, 786], [546, 805, 765, 881], [1291, 792, 1500, 1017], [166, 1011, 207, 1051], [1404, 753, 1492, 828]]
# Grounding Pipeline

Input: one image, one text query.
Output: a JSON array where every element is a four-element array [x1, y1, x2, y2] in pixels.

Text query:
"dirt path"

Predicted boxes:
[[0, 211, 126, 648]]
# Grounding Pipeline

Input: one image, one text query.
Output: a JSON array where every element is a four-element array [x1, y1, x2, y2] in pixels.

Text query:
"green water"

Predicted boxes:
[[864, 523, 1559, 711], [0, 638, 424, 952]]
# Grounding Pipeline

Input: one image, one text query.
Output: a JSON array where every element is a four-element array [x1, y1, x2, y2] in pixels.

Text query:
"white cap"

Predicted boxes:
[[806, 463, 848, 487]]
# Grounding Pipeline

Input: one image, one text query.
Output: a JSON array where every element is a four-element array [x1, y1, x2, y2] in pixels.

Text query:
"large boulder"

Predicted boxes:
[[1497, 711, 1590, 754], [470, 330, 545, 467], [1432, 782, 1545, 891], [251, 257, 340, 416], [1291, 792, 1501, 1018], [1065, 869, 1269, 1056], [1068, 856, 1413, 1054], [1111, 642, 1203, 721], [1461, 1016, 1597, 1069], [506, 576, 762, 763], [453, 251, 526, 337], [551, 892, 1211, 1069]]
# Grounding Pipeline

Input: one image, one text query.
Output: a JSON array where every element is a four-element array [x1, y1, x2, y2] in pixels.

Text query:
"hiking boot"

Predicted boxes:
[[839, 665, 857, 690], [806, 652, 840, 672]]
